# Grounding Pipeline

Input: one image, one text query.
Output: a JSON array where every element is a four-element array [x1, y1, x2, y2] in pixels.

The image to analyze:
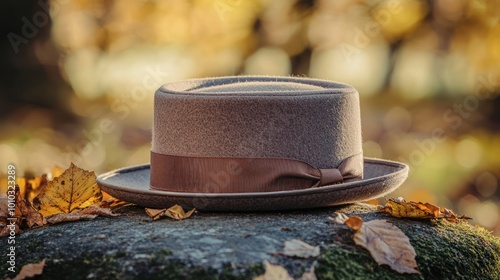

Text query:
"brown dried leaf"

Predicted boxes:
[[9, 259, 45, 280], [280, 239, 320, 258], [15, 187, 45, 228], [46, 206, 117, 225], [0, 222, 21, 237], [146, 205, 196, 221], [100, 194, 128, 209], [0, 187, 45, 231], [145, 208, 165, 220], [353, 219, 419, 274], [380, 197, 471, 222], [33, 163, 103, 217], [165, 205, 196, 220], [253, 260, 293, 280]]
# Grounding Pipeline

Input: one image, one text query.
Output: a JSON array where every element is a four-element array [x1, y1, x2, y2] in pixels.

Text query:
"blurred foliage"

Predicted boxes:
[[0, 0, 499, 234]]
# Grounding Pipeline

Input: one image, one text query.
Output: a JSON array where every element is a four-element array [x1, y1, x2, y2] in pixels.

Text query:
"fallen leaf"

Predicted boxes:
[[15, 187, 45, 228], [0, 187, 45, 232], [0, 223, 21, 237], [146, 204, 196, 221], [165, 205, 196, 220], [46, 205, 117, 225], [333, 214, 419, 274], [380, 197, 471, 222], [145, 208, 165, 221], [344, 216, 363, 231], [9, 259, 45, 280], [33, 163, 103, 217], [254, 260, 293, 280], [100, 194, 128, 209], [280, 239, 320, 258]]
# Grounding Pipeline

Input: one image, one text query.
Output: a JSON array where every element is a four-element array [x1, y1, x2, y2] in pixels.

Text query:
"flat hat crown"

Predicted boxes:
[[153, 76, 362, 168]]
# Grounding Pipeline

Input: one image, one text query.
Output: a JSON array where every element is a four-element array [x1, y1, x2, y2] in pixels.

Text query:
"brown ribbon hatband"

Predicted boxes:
[[150, 152, 363, 193]]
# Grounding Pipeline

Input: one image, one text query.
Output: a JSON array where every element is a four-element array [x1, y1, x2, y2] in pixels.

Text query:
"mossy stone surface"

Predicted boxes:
[[1, 204, 499, 279]]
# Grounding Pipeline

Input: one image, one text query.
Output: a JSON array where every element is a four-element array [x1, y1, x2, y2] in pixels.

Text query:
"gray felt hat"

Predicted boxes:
[[97, 76, 408, 211]]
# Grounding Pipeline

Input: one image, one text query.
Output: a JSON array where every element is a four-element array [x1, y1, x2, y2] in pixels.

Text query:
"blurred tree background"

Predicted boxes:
[[0, 0, 499, 233]]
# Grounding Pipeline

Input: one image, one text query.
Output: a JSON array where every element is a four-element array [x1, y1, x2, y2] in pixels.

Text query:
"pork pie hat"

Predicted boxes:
[[96, 76, 408, 211]]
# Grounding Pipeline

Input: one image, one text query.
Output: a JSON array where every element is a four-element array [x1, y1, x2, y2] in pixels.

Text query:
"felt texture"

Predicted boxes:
[[152, 76, 362, 169]]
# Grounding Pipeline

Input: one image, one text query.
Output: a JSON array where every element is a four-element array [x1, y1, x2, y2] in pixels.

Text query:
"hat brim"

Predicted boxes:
[[96, 158, 408, 211]]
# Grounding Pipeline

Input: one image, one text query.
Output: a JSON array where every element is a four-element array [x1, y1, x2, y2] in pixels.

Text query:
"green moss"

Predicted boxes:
[[408, 220, 500, 280], [316, 246, 423, 280], [316, 220, 500, 280]]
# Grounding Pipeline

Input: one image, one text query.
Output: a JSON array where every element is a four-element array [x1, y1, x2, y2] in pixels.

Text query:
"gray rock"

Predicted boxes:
[[1, 203, 499, 280]]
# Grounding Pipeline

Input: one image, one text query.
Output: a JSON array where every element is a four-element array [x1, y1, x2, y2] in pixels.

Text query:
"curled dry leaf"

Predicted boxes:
[[46, 205, 118, 225], [33, 163, 103, 217], [145, 204, 196, 221], [145, 208, 165, 220], [9, 259, 45, 280], [0, 187, 45, 235], [380, 197, 471, 223], [100, 193, 128, 209], [14, 187, 45, 228], [280, 239, 320, 258]]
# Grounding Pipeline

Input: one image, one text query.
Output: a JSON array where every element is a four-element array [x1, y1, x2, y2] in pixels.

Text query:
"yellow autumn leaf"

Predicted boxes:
[[33, 163, 102, 217]]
